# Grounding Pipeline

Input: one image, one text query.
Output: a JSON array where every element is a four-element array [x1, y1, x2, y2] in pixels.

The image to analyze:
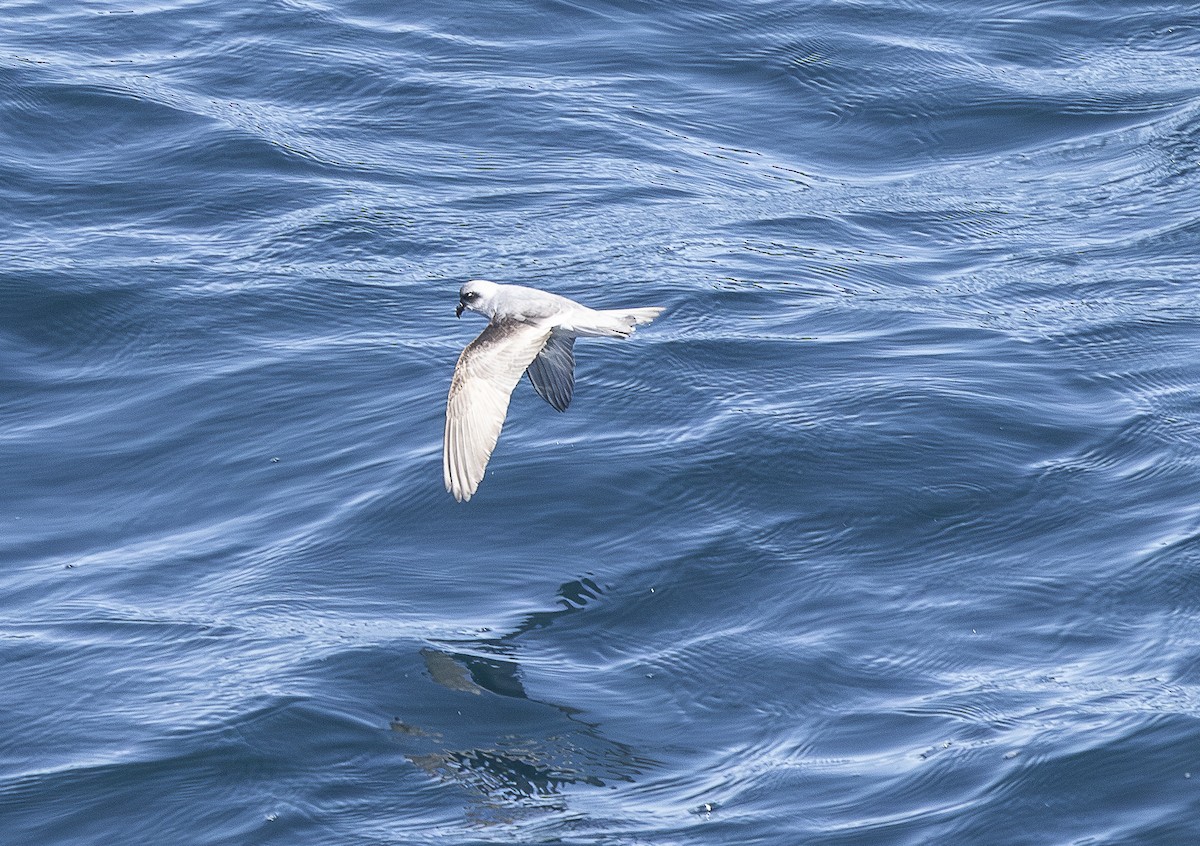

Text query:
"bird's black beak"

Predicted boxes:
[[455, 302, 464, 318]]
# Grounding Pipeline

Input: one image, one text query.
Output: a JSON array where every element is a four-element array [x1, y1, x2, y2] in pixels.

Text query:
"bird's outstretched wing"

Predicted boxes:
[[526, 331, 576, 412], [444, 321, 553, 502]]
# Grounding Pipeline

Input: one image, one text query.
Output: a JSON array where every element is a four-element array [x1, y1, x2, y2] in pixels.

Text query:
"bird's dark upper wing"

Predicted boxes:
[[526, 331, 576, 412]]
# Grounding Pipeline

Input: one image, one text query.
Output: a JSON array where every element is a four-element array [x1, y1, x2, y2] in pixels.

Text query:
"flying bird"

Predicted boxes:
[[444, 279, 663, 502]]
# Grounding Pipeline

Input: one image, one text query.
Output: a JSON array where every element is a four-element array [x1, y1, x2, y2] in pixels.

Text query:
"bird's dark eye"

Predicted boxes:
[[463, 292, 477, 301]]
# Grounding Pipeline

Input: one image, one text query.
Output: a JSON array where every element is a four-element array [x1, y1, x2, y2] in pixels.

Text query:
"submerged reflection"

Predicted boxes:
[[422, 576, 603, 700], [408, 747, 605, 805], [394, 576, 651, 814]]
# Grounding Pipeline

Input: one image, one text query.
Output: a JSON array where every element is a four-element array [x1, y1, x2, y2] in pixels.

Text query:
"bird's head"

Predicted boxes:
[[456, 279, 500, 319]]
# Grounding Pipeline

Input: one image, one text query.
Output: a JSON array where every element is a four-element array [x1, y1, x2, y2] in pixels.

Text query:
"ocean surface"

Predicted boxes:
[[3, 1, 1200, 843]]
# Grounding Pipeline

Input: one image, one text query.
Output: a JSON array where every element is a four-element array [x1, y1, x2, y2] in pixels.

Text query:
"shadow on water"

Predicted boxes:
[[393, 577, 655, 821]]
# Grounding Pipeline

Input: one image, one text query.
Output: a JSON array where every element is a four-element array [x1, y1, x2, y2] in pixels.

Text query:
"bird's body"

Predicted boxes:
[[443, 280, 663, 502]]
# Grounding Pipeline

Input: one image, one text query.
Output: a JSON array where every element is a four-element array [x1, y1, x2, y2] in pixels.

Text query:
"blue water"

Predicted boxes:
[[3, 1, 1200, 843]]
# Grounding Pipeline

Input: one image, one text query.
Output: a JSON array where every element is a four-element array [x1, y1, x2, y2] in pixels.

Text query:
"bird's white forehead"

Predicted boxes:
[[461, 279, 498, 296]]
